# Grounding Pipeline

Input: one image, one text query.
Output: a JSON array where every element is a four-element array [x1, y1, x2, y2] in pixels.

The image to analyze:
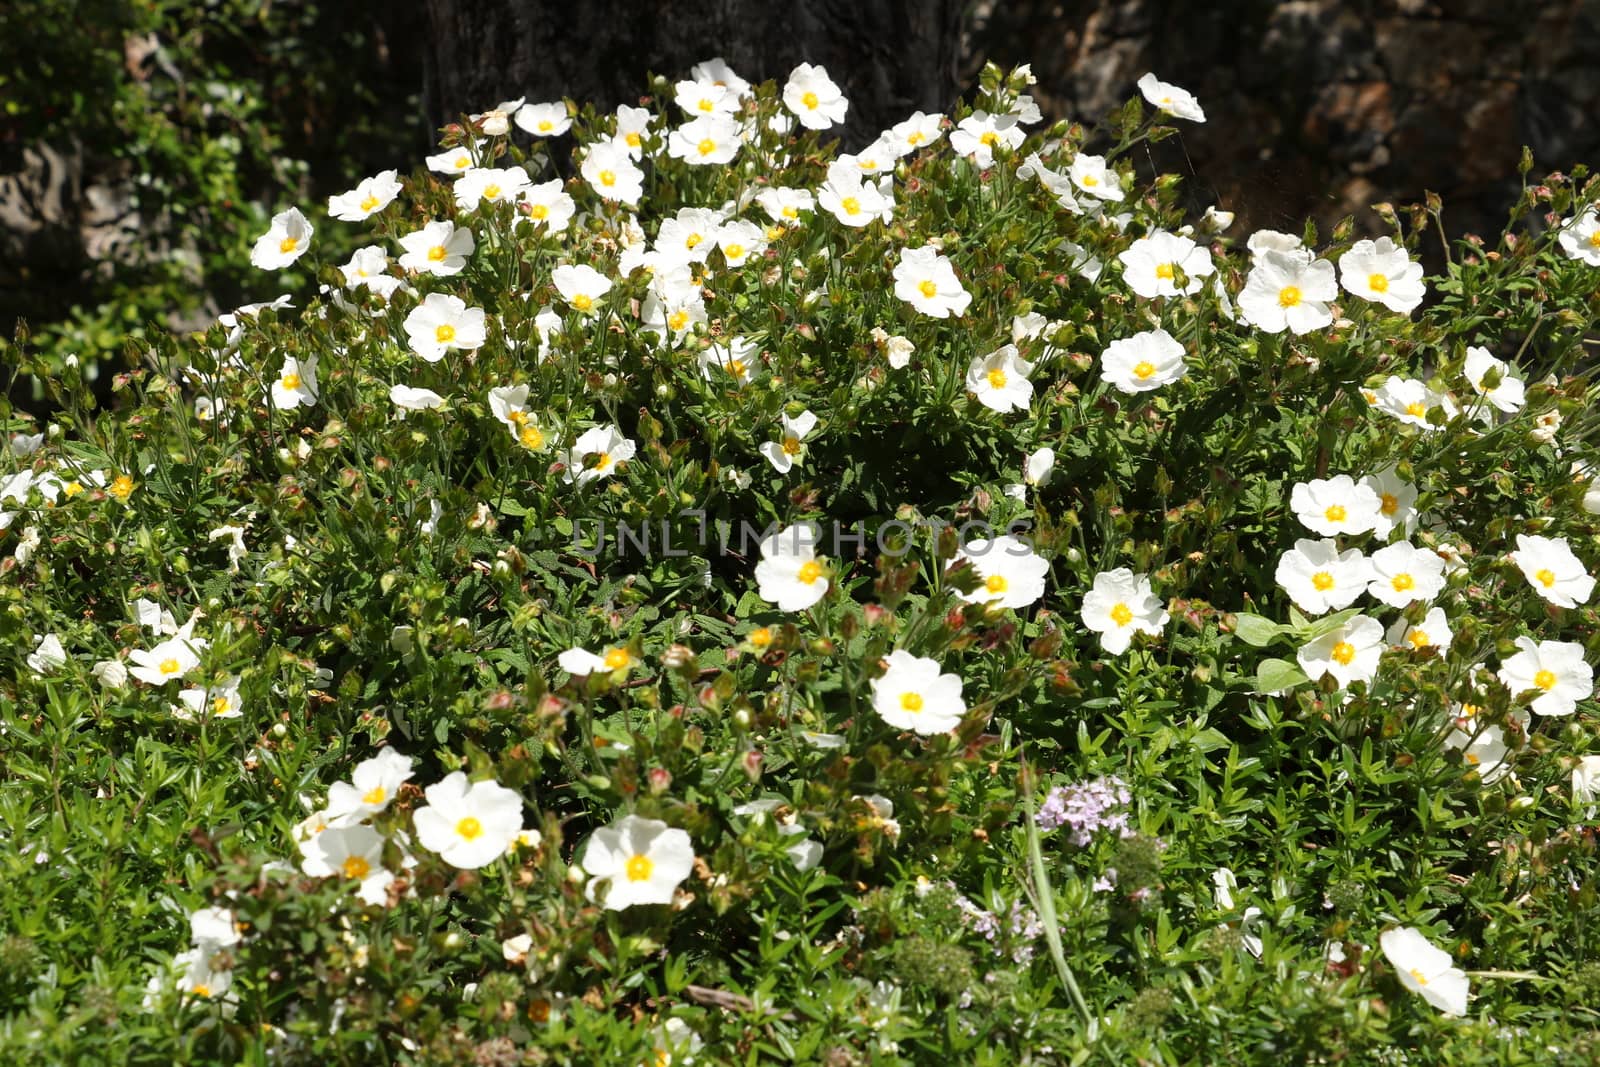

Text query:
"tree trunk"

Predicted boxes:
[[421, 0, 965, 150]]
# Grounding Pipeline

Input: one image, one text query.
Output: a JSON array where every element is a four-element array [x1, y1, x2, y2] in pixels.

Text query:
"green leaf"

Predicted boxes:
[[1254, 658, 1308, 694], [1231, 613, 1283, 648]]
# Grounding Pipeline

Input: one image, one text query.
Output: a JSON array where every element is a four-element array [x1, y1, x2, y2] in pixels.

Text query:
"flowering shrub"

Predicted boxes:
[[6, 56, 1600, 1064]]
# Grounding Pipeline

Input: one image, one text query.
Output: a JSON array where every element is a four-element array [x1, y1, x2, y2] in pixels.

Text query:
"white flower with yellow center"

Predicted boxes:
[[760, 410, 819, 474], [26, 633, 67, 676], [715, 219, 767, 267], [1359, 465, 1418, 537], [782, 62, 848, 130], [559, 645, 639, 676], [893, 245, 971, 318], [1444, 722, 1510, 783], [755, 187, 816, 229], [1296, 615, 1384, 689], [889, 110, 944, 155], [269, 354, 319, 410], [174, 675, 243, 722], [1068, 153, 1125, 202], [396, 219, 475, 277], [513, 101, 571, 138], [326, 748, 414, 825], [1118, 229, 1216, 298], [1082, 568, 1169, 655], [516, 178, 576, 233], [1385, 606, 1453, 652], [552, 263, 613, 316], [755, 524, 831, 612], [1101, 328, 1187, 394], [1366, 542, 1446, 607], [1573, 754, 1600, 806], [667, 113, 742, 165], [1240, 249, 1337, 334], [580, 140, 646, 206], [1370, 375, 1459, 430], [1137, 72, 1206, 122], [580, 814, 696, 910], [691, 56, 751, 99], [1557, 208, 1600, 266], [640, 269, 708, 345], [1338, 237, 1425, 314], [818, 170, 895, 228], [413, 772, 524, 870], [453, 165, 531, 212], [172, 946, 234, 1005], [966, 344, 1036, 413], [299, 822, 396, 906], [327, 170, 402, 222], [613, 104, 654, 159], [338, 246, 403, 300], [488, 384, 533, 437], [469, 96, 523, 136], [1496, 636, 1592, 717], [1274, 538, 1370, 615], [870, 650, 966, 735], [699, 336, 762, 388], [563, 424, 636, 486], [389, 384, 446, 412], [1379, 927, 1470, 1016], [128, 630, 205, 686], [424, 147, 474, 175], [1015, 152, 1082, 212], [657, 207, 724, 264], [249, 207, 314, 271], [1510, 533, 1594, 609], [673, 77, 737, 117], [403, 293, 487, 363], [954, 534, 1050, 611], [1462, 346, 1525, 416], [1289, 475, 1383, 537], [951, 110, 1024, 167]]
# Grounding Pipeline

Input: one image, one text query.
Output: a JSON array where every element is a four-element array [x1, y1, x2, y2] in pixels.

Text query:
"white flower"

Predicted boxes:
[[955, 534, 1050, 611], [754, 524, 831, 612], [92, 658, 128, 689], [1557, 209, 1600, 266], [552, 264, 613, 315], [1068, 153, 1124, 201], [172, 946, 235, 1005], [1297, 615, 1384, 689], [1366, 542, 1446, 607], [760, 410, 819, 473], [1387, 606, 1453, 652], [1290, 475, 1383, 537], [1360, 466, 1419, 538], [403, 293, 487, 363], [893, 246, 971, 318], [453, 165, 531, 212], [675, 77, 738, 117], [870, 327, 916, 369], [1573, 755, 1600, 805], [563, 425, 635, 485], [783, 63, 848, 129], [1247, 229, 1307, 261], [580, 814, 696, 910], [328, 171, 402, 222], [1510, 533, 1594, 607], [326, 748, 414, 824], [755, 187, 815, 227], [1081, 568, 1169, 654], [1444, 722, 1511, 783], [1015, 153, 1080, 212], [1338, 237, 1425, 314], [175, 675, 243, 721], [667, 114, 743, 165], [189, 907, 242, 952], [389, 384, 446, 411], [1369, 375, 1458, 430], [516, 179, 576, 233], [1380, 927, 1470, 1016], [581, 141, 646, 206], [1275, 538, 1370, 615], [1497, 636, 1593, 717], [27, 633, 67, 675], [818, 172, 894, 228], [1100, 328, 1187, 393], [699, 336, 762, 387], [889, 111, 944, 154], [425, 147, 474, 175], [412, 772, 523, 869], [339, 246, 403, 300], [558, 645, 637, 676], [270, 355, 318, 410], [299, 822, 395, 905], [1532, 408, 1562, 444], [249, 208, 313, 270], [870, 650, 966, 734], [950, 111, 1024, 167], [966, 344, 1035, 413], [1118, 230, 1215, 298], [1138, 73, 1205, 122], [715, 220, 766, 267], [1462, 346, 1525, 414], [396, 220, 475, 276], [1024, 447, 1055, 488], [470, 97, 524, 136], [1240, 250, 1337, 334], [513, 101, 570, 137]]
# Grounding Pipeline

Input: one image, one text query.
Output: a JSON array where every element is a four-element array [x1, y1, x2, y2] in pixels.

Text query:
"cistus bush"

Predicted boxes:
[[4, 57, 1600, 1064]]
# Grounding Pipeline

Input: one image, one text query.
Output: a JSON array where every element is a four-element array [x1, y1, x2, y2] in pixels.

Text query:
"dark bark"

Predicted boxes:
[[421, 0, 965, 149]]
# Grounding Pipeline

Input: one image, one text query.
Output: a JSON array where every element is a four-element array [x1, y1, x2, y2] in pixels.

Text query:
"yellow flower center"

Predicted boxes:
[[427, 245, 447, 262], [697, 138, 717, 157], [781, 206, 799, 219], [1110, 603, 1134, 626], [1277, 286, 1302, 308], [749, 627, 773, 648], [1535, 568, 1556, 588], [359, 195, 380, 212], [801, 91, 819, 110], [684, 233, 703, 249], [1368, 272, 1389, 293], [1331, 641, 1356, 666], [1324, 504, 1346, 523], [984, 574, 1008, 594], [1407, 630, 1430, 648], [519, 425, 545, 450], [342, 856, 372, 880], [362, 786, 386, 806], [797, 560, 824, 585], [918, 279, 938, 298], [210, 696, 231, 716], [281, 373, 301, 391], [781, 436, 802, 456], [483, 184, 502, 200], [1589, 230, 1600, 248], [110, 475, 135, 500], [1410, 968, 1429, 987], [1380, 493, 1398, 515], [1311, 572, 1334, 591], [625, 853, 654, 881], [1404, 401, 1427, 417], [572, 293, 594, 311], [1154, 262, 1175, 280], [191, 984, 212, 998], [599, 169, 617, 187], [434, 324, 456, 344], [454, 156, 471, 169], [1133, 361, 1156, 380], [508, 410, 527, 425], [456, 817, 483, 840], [667, 310, 690, 331], [766, 224, 785, 240], [986, 368, 1008, 389], [64, 481, 83, 497], [159, 658, 181, 675], [908, 132, 925, 146], [538, 120, 553, 132], [625, 132, 641, 147], [1391, 573, 1415, 592], [1082, 174, 1098, 186], [278, 236, 299, 254], [595, 452, 613, 470], [603, 648, 631, 669], [841, 196, 861, 216], [725, 243, 745, 260], [726, 359, 747, 378], [697, 99, 714, 112], [979, 131, 999, 146], [1534, 669, 1558, 691], [899, 691, 924, 712]]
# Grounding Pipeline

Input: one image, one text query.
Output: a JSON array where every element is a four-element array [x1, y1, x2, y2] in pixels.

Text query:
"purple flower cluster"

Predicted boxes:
[[1035, 775, 1132, 846], [949, 887, 1043, 963]]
